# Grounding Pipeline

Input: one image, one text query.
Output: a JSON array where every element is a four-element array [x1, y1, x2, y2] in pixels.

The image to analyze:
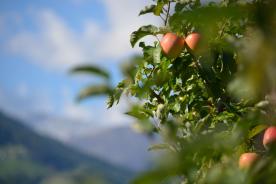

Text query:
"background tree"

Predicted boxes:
[[73, 0, 276, 183]]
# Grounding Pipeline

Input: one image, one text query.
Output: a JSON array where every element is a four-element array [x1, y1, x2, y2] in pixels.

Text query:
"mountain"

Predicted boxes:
[[70, 126, 160, 171], [0, 111, 134, 184]]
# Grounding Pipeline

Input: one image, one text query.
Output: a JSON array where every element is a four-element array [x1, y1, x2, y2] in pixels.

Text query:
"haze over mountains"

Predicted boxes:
[[70, 126, 159, 171], [0, 107, 160, 172], [0, 111, 134, 184]]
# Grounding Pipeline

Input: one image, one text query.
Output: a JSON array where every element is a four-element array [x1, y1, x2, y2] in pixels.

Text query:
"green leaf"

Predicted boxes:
[[77, 85, 112, 101], [148, 143, 174, 151], [248, 124, 268, 139], [139, 5, 156, 16], [70, 65, 110, 79], [154, 1, 164, 16], [106, 94, 115, 109], [125, 105, 153, 120], [153, 45, 162, 63], [130, 25, 160, 48], [255, 100, 269, 108], [138, 1, 170, 16], [172, 103, 181, 113]]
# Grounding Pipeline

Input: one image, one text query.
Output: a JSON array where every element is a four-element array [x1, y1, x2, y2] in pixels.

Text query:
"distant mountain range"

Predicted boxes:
[[70, 126, 159, 171], [0, 111, 134, 184]]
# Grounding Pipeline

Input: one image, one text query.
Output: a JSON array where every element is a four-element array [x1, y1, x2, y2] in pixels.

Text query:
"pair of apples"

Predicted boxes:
[[160, 32, 201, 58], [239, 126, 276, 169]]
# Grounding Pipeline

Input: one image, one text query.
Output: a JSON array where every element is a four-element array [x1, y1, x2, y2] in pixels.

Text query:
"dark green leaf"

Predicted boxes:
[[77, 85, 112, 101], [139, 5, 156, 16], [70, 65, 110, 79], [106, 94, 115, 109], [130, 25, 160, 48]]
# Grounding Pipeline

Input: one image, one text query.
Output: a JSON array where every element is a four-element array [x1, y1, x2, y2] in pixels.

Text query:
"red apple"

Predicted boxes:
[[239, 152, 259, 169], [185, 33, 201, 51], [160, 32, 185, 59], [263, 126, 276, 148]]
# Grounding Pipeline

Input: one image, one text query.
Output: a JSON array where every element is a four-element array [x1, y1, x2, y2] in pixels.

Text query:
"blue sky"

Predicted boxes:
[[0, 0, 160, 142]]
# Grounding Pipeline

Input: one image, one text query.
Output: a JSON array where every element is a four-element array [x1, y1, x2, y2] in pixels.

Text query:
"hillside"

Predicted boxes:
[[0, 111, 133, 184]]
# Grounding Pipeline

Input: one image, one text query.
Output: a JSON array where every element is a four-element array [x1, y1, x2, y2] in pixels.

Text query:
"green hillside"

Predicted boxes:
[[0, 111, 134, 184]]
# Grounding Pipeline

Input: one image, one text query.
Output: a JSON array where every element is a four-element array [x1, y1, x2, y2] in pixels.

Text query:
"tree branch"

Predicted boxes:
[[164, 2, 171, 26]]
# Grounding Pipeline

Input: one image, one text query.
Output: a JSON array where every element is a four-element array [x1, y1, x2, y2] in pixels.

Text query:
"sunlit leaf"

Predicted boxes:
[[248, 124, 268, 139]]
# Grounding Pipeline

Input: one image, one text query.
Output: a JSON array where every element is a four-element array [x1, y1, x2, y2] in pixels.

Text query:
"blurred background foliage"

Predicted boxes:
[[74, 0, 276, 183]]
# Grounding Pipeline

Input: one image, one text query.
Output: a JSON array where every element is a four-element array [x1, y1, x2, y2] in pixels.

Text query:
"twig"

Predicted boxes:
[[218, 20, 228, 39], [155, 35, 160, 42], [162, 7, 168, 13], [148, 65, 156, 78], [164, 2, 171, 26], [151, 90, 164, 104], [160, 15, 166, 22]]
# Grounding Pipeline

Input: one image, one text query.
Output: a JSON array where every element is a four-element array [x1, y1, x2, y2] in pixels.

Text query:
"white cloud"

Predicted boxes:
[[8, 10, 86, 71], [17, 82, 29, 98], [60, 87, 91, 122], [1, 0, 159, 142], [36, 103, 132, 142], [97, 0, 160, 58], [0, 84, 132, 142], [61, 86, 132, 127], [0, 85, 54, 122], [6, 0, 161, 71], [32, 93, 133, 142]]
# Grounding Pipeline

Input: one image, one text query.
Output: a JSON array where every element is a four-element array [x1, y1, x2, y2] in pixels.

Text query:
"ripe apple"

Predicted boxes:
[[239, 152, 260, 169], [185, 33, 201, 51], [263, 126, 276, 148], [160, 32, 185, 59]]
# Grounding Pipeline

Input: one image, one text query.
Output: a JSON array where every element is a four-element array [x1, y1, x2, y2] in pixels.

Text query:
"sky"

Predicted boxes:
[[0, 0, 160, 142]]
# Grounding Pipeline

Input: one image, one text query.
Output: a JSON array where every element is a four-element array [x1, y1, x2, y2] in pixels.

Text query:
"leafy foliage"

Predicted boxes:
[[75, 0, 276, 183]]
